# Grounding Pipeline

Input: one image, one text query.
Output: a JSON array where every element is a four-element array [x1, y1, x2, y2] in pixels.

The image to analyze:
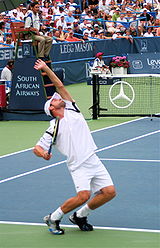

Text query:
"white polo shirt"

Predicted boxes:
[[37, 100, 97, 171], [24, 11, 40, 30], [93, 58, 105, 68]]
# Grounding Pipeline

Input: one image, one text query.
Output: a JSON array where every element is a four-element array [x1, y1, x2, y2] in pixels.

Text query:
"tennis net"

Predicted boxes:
[[91, 74, 160, 119]]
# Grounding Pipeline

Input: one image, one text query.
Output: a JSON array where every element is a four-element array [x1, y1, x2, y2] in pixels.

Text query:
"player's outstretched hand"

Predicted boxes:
[[34, 59, 47, 71]]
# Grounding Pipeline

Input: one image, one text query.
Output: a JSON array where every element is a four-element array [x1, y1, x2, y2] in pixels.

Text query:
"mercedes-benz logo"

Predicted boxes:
[[109, 81, 135, 109]]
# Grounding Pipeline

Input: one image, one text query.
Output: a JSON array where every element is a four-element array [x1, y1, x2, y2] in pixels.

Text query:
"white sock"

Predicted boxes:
[[50, 207, 64, 221], [76, 204, 91, 218]]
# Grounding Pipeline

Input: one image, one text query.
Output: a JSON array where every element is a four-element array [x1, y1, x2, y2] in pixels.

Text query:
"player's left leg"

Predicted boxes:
[[87, 185, 116, 210]]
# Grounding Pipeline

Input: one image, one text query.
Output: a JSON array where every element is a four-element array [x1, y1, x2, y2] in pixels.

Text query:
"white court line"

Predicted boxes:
[[0, 117, 147, 159], [0, 148, 33, 159], [0, 221, 159, 233], [91, 117, 147, 133], [0, 160, 66, 184], [0, 129, 159, 184], [96, 129, 160, 153], [100, 158, 160, 163]]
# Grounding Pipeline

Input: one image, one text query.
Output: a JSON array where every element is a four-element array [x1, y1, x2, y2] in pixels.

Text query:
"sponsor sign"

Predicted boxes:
[[8, 58, 46, 110], [128, 53, 160, 74]]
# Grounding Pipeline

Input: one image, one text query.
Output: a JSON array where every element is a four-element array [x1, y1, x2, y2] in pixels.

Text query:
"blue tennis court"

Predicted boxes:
[[0, 117, 160, 232]]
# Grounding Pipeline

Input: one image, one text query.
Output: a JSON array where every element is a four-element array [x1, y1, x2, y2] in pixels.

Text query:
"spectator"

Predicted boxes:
[[140, 8, 153, 27], [24, 2, 52, 59], [83, 23, 93, 35], [0, 22, 5, 43], [143, 27, 154, 37], [92, 52, 110, 72], [112, 8, 120, 21], [47, 31, 57, 44], [65, 11, 75, 26], [98, 0, 110, 18], [64, 2, 71, 14], [1, 60, 14, 94], [90, 30, 98, 39], [133, 2, 141, 12], [58, 7, 66, 17], [56, 14, 67, 29], [52, 29, 65, 42], [145, 0, 159, 6], [88, 0, 99, 13], [84, 10, 94, 23], [82, 31, 90, 40], [106, 15, 116, 34], [81, 6, 90, 19], [155, 8, 160, 19], [97, 29, 109, 39], [4, 36, 14, 46], [68, 0, 78, 12], [0, 13, 4, 22], [3, 15, 11, 34], [73, 23, 83, 38], [65, 26, 73, 38], [79, 19, 88, 30], [51, 1, 60, 16], [40, 1, 50, 18], [156, 26, 160, 36], [74, 7, 82, 21], [65, 30, 83, 42], [116, 13, 128, 32], [112, 29, 124, 39], [153, 19, 160, 34], [93, 24, 100, 35], [57, 0, 66, 9], [130, 14, 140, 29], [123, 29, 133, 43], [117, 13, 128, 24], [58, 25, 67, 40], [19, 7, 27, 20], [10, 10, 21, 21]]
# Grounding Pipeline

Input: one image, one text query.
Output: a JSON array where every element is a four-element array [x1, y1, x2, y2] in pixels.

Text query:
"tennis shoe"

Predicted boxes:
[[69, 212, 93, 231], [43, 214, 64, 235]]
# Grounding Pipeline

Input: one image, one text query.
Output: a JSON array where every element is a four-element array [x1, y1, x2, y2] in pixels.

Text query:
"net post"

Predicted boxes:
[[92, 74, 99, 119], [149, 75, 153, 120]]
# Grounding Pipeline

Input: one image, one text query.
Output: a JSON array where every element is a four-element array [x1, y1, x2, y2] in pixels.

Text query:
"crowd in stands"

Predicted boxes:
[[0, 0, 160, 47]]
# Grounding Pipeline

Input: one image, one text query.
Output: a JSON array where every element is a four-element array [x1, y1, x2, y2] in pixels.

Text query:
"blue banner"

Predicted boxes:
[[8, 58, 46, 110], [128, 52, 160, 74], [1, 37, 160, 85]]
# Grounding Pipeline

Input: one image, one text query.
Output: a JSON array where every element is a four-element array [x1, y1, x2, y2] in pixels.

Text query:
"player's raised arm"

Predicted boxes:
[[34, 59, 74, 101]]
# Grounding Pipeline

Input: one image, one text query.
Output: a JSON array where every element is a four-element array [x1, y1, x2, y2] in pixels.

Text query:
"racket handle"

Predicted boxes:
[[48, 144, 52, 155]]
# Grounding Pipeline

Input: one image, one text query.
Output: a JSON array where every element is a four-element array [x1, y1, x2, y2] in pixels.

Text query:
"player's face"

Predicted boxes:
[[49, 99, 66, 110]]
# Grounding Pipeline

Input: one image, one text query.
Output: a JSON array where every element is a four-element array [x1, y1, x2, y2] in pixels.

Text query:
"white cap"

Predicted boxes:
[[98, 29, 104, 34], [44, 92, 62, 116], [86, 23, 92, 27], [83, 30, 89, 35], [115, 29, 121, 33]]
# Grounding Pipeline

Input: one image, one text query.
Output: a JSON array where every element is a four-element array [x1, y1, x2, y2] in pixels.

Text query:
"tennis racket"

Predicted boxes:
[[48, 117, 60, 155]]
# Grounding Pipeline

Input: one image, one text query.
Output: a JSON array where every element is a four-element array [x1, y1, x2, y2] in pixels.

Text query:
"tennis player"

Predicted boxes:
[[33, 59, 116, 235]]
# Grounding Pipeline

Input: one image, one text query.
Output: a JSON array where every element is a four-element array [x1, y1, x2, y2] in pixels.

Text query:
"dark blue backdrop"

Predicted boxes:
[[0, 37, 160, 85]]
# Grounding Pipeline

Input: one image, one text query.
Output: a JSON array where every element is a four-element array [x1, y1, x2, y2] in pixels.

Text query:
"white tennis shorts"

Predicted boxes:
[[70, 154, 114, 194]]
